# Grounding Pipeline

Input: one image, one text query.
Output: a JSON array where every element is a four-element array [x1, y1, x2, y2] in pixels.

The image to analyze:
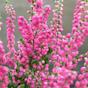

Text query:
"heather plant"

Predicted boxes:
[[0, 0, 88, 88]]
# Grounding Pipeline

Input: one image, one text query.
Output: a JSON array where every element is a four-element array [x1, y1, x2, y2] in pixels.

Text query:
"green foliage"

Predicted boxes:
[[20, 38, 24, 44], [85, 0, 88, 2], [40, 48, 53, 66], [5, 0, 11, 3], [8, 72, 12, 81], [49, 63, 54, 73], [18, 83, 29, 88], [83, 0, 88, 2], [8, 83, 17, 88], [8, 79, 29, 88], [8, 72, 17, 88], [75, 55, 79, 59], [19, 84, 25, 88], [31, 59, 39, 64], [29, 66, 37, 73], [16, 62, 21, 72], [47, 47, 53, 54]]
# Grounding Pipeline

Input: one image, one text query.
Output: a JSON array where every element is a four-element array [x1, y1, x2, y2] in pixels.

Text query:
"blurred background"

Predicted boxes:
[[0, 0, 88, 53]]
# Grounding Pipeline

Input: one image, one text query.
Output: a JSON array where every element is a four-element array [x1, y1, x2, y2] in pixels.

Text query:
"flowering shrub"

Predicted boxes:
[[0, 0, 88, 88]]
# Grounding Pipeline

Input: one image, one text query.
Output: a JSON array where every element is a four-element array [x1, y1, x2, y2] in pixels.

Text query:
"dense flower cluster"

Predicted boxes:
[[0, 0, 88, 88], [0, 41, 9, 88]]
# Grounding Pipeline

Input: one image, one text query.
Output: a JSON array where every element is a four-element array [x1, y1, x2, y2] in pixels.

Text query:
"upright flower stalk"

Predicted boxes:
[[0, 0, 88, 88]]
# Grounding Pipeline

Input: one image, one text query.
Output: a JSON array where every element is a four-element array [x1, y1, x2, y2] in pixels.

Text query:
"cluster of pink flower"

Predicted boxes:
[[0, 41, 9, 88], [75, 53, 88, 88], [0, 0, 88, 88]]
